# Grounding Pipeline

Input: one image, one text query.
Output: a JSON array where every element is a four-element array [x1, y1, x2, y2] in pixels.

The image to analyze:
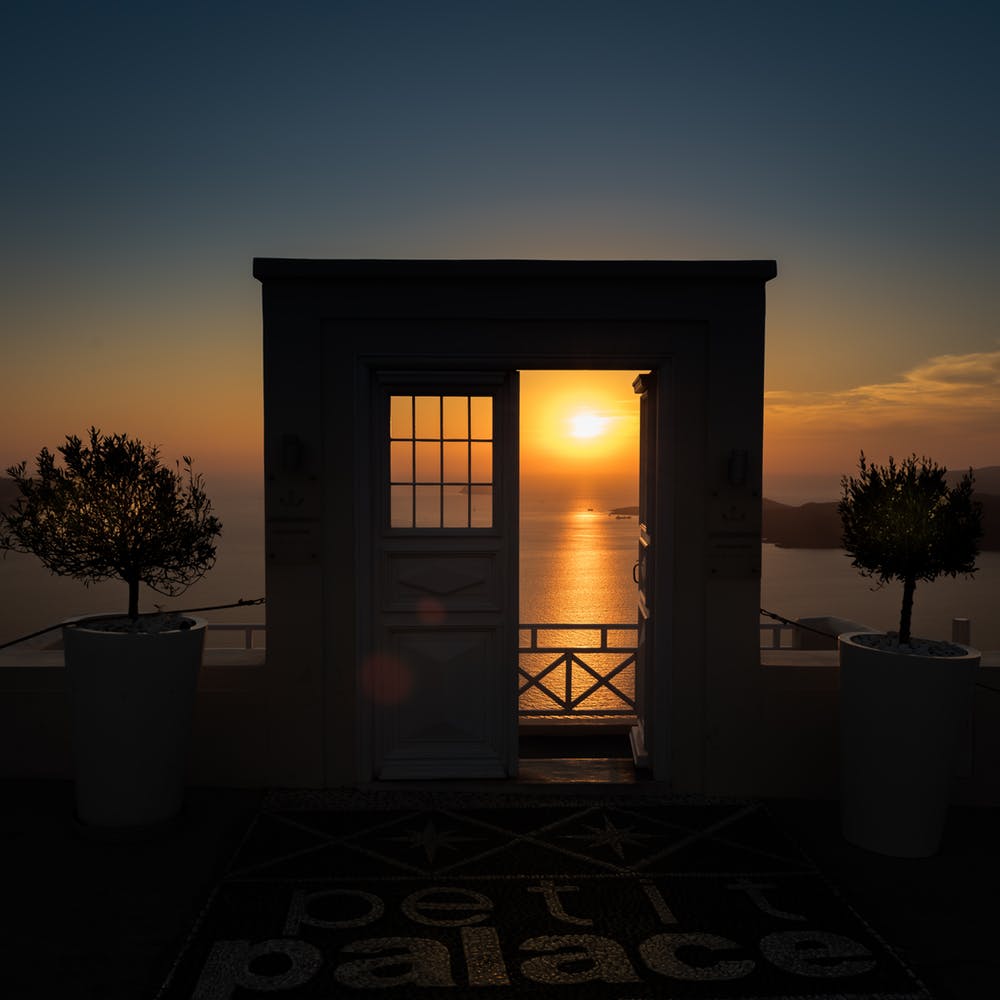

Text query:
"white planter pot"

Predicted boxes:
[[838, 631, 980, 857], [63, 617, 206, 829]]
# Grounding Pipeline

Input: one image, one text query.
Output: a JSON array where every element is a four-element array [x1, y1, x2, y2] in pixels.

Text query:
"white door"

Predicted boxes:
[[630, 372, 656, 769], [370, 371, 518, 779]]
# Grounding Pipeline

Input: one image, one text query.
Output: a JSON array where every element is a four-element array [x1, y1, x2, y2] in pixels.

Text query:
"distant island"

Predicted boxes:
[[761, 499, 842, 549], [763, 466, 1000, 550], [762, 495, 999, 551], [606, 466, 1000, 551]]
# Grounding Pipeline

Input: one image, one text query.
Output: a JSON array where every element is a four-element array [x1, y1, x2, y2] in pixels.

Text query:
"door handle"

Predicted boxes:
[[632, 561, 640, 584]]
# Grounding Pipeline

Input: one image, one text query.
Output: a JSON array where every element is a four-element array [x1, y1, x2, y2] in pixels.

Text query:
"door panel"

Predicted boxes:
[[371, 371, 518, 779], [375, 628, 506, 778], [383, 549, 500, 610], [631, 372, 656, 769]]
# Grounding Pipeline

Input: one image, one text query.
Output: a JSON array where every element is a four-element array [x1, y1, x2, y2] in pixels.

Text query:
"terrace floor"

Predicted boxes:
[[4, 733, 998, 998]]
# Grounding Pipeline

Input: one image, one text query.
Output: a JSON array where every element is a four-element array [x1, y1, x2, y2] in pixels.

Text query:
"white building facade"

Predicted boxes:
[[254, 259, 775, 791]]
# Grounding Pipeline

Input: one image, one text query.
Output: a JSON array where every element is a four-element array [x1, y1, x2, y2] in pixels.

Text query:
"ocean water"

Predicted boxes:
[[520, 490, 1000, 652], [519, 492, 639, 625], [761, 544, 999, 650], [0, 483, 268, 648], [518, 490, 641, 713], [516, 492, 999, 712], [2, 486, 996, 656]]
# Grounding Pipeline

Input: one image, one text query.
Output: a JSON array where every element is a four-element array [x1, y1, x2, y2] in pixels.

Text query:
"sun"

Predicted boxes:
[[518, 371, 642, 481], [569, 411, 610, 439]]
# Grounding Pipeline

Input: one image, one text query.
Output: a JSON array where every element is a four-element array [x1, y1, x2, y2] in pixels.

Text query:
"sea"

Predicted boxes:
[[520, 489, 999, 652], [2, 483, 997, 658]]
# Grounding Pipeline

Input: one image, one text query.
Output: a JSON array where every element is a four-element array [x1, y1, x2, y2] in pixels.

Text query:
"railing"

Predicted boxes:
[[7, 615, 984, 662], [205, 617, 982, 688], [205, 623, 266, 650], [203, 622, 640, 717], [760, 622, 797, 649], [209, 622, 819, 655], [759, 617, 977, 649], [519, 623, 638, 716]]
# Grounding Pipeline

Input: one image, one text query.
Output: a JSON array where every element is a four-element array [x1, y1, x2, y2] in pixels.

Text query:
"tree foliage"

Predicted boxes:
[[838, 452, 982, 645], [0, 428, 221, 619]]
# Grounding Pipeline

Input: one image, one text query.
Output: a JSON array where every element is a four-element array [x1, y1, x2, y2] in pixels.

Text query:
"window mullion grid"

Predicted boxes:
[[390, 392, 494, 530], [409, 395, 416, 528], [437, 395, 444, 528], [465, 395, 472, 527]]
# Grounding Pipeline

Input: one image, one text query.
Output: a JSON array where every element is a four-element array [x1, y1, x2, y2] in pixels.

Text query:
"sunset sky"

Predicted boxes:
[[3, 2, 997, 503]]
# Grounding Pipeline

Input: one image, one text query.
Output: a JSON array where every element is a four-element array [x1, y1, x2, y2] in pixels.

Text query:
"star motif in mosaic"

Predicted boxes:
[[562, 812, 655, 860], [382, 817, 484, 864]]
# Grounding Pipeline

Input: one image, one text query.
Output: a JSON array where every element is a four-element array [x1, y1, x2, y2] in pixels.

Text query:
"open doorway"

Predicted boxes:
[[518, 370, 644, 781]]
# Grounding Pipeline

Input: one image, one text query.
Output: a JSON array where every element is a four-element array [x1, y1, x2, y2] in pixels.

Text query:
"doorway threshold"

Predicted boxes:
[[517, 718, 643, 784], [358, 776, 668, 798], [516, 756, 645, 784], [356, 720, 652, 794]]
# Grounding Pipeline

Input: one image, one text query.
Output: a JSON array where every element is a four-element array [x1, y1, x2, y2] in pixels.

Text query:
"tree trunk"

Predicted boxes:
[[127, 578, 140, 620], [899, 576, 916, 645]]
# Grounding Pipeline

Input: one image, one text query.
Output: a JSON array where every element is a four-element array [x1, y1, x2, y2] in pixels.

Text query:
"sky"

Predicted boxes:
[[520, 370, 641, 493], [2, 1, 998, 503]]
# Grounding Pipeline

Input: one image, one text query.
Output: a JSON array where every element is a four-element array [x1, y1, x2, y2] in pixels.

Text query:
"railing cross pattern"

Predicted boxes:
[[518, 622, 638, 716]]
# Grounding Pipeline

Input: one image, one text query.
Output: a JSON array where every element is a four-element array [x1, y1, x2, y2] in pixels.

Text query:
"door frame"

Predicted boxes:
[[353, 347, 679, 785]]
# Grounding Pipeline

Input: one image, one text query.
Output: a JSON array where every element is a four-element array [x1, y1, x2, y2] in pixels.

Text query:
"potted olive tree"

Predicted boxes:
[[837, 452, 982, 857], [0, 428, 221, 831]]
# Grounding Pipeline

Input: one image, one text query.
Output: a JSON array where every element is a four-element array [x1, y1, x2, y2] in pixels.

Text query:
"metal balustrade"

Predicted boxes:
[[6, 614, 978, 657], [760, 621, 797, 649], [209, 618, 977, 696], [206, 620, 874, 654], [518, 623, 638, 716], [205, 623, 266, 650]]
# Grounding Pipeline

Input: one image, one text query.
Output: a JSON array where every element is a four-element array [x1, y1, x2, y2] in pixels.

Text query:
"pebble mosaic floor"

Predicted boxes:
[[157, 797, 932, 999]]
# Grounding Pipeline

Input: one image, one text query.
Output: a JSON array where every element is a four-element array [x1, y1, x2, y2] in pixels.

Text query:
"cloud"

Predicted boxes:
[[764, 349, 1000, 473], [767, 349, 1000, 425], [902, 351, 1000, 387]]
